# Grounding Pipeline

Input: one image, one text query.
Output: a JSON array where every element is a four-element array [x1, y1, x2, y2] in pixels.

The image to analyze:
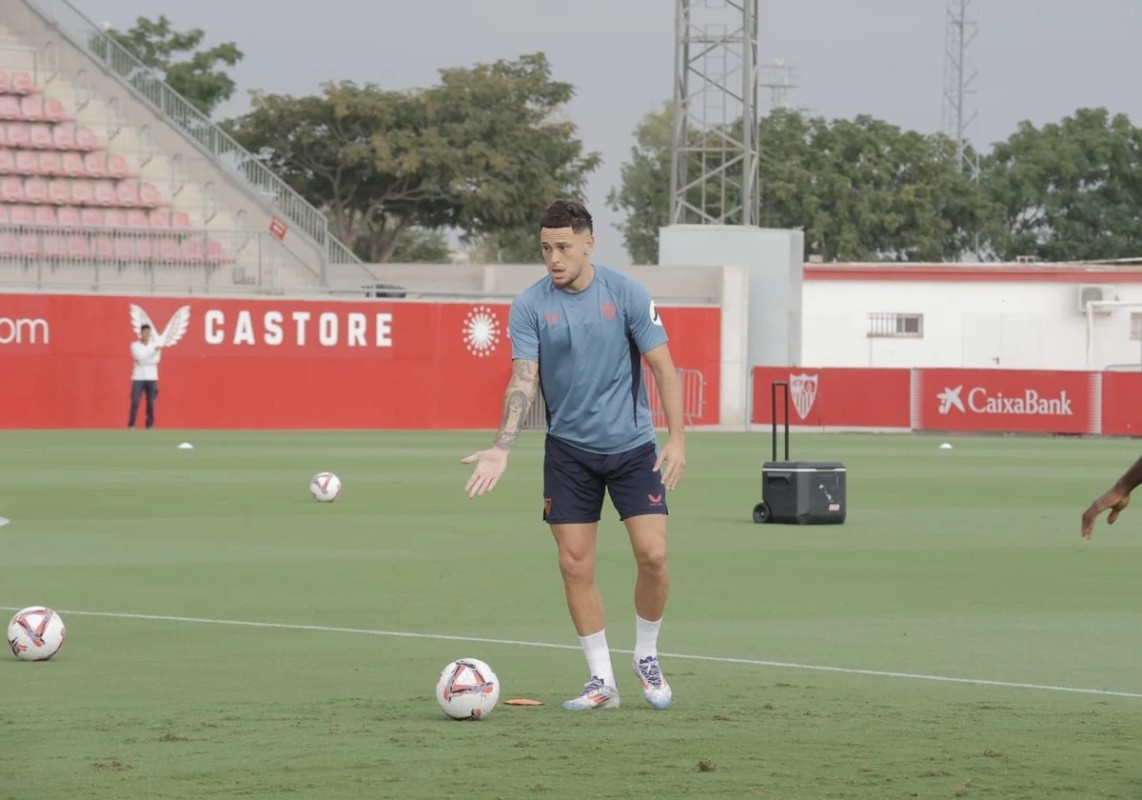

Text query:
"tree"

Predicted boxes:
[[606, 102, 673, 264], [981, 107, 1142, 262], [607, 105, 991, 263], [225, 53, 600, 263], [105, 15, 243, 117]]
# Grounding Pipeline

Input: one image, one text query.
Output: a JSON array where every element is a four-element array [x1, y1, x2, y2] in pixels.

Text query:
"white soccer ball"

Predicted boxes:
[[7, 606, 66, 662], [309, 472, 342, 502], [435, 657, 501, 721]]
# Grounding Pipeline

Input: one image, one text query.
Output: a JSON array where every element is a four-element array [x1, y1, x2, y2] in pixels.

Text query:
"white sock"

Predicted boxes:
[[579, 629, 615, 687], [634, 614, 662, 663]]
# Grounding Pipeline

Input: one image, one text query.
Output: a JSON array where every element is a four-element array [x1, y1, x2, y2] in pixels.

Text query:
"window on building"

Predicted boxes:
[[868, 312, 924, 338]]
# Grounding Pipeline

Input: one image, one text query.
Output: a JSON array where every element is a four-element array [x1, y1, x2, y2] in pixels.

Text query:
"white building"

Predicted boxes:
[[800, 263, 1142, 372]]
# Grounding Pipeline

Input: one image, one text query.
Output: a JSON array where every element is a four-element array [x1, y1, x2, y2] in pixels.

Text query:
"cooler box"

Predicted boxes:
[[757, 460, 847, 525]]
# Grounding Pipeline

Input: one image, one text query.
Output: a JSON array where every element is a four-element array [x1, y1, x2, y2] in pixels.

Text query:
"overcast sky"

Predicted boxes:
[[74, 0, 1142, 265]]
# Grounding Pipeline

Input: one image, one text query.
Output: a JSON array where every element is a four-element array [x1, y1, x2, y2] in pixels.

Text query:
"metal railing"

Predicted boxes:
[[18, 0, 366, 279], [0, 222, 321, 291], [522, 367, 707, 431]]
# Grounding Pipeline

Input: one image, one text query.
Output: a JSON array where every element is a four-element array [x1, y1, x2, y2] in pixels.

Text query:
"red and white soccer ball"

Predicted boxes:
[[435, 657, 501, 721], [309, 471, 342, 502], [7, 606, 66, 662]]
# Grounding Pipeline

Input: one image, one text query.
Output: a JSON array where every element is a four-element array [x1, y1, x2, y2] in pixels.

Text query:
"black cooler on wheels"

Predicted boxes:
[[752, 381, 847, 526]]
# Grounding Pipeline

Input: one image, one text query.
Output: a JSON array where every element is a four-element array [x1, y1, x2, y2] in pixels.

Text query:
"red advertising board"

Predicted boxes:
[[750, 367, 912, 428], [0, 294, 721, 430], [1100, 372, 1142, 436], [913, 368, 1098, 435], [749, 366, 1127, 436]]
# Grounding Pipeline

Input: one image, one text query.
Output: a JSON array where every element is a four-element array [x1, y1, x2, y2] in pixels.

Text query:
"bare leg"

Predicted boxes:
[[550, 522, 603, 634], [623, 513, 670, 621]]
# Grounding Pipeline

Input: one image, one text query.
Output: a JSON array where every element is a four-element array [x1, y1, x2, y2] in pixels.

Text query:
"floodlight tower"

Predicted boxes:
[[942, 0, 980, 178], [669, 0, 760, 226]]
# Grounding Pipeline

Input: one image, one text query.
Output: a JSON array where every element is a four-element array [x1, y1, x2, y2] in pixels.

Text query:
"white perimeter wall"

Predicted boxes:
[[801, 273, 1142, 371]]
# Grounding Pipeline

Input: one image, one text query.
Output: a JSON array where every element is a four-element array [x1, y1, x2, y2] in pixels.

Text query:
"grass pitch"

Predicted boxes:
[[2, 428, 1141, 799]]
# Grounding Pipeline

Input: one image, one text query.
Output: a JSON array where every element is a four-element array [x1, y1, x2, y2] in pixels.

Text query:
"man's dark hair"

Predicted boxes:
[[140, 324, 151, 331], [540, 199, 593, 234]]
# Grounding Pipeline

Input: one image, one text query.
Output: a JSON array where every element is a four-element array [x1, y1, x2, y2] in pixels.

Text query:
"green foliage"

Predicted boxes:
[[981, 107, 1142, 262], [605, 102, 673, 264], [225, 53, 600, 263], [609, 103, 1142, 264], [105, 15, 243, 116]]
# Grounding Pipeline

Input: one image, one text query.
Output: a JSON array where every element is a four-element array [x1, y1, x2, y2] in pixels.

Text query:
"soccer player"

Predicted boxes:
[[461, 199, 687, 711], [1081, 455, 1142, 538]]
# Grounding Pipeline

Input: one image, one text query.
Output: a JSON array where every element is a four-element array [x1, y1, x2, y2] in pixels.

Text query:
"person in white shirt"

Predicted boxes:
[[128, 323, 163, 429]]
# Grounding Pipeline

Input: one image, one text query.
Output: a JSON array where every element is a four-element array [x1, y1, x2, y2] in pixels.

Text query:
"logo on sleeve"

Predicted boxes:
[[649, 299, 663, 326]]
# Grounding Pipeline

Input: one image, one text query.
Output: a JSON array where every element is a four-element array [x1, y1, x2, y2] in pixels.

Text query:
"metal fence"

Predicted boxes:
[[522, 367, 707, 431]]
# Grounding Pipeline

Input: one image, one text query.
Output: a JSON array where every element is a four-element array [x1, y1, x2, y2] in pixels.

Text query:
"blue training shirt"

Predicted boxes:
[[508, 264, 669, 455]]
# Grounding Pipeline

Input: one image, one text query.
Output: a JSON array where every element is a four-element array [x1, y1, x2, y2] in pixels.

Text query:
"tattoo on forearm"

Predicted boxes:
[[493, 361, 539, 451]]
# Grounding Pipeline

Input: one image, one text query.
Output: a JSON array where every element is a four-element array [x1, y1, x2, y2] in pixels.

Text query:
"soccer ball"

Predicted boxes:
[[7, 606, 66, 662], [435, 658, 501, 721], [309, 472, 341, 502]]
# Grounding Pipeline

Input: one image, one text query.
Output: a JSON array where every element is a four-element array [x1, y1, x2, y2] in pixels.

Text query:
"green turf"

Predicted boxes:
[[2, 429, 1141, 799]]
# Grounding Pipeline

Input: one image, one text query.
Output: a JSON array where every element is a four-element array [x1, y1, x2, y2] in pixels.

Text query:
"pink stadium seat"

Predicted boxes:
[[158, 237, 180, 262], [93, 181, 116, 206], [48, 179, 71, 205], [113, 237, 135, 261], [206, 240, 229, 264], [116, 182, 139, 206], [103, 208, 126, 227], [0, 72, 9, 94], [10, 72, 36, 95], [58, 206, 82, 227], [83, 152, 107, 178], [126, 209, 149, 228], [0, 97, 21, 120], [134, 237, 153, 260], [148, 209, 170, 228], [23, 178, 48, 204], [33, 206, 55, 225], [38, 151, 61, 176], [74, 128, 99, 150], [15, 150, 38, 175], [40, 234, 65, 258], [0, 232, 18, 257], [106, 154, 130, 178], [138, 183, 162, 207], [70, 180, 94, 206], [9, 205, 32, 225], [0, 205, 7, 223], [66, 235, 90, 260], [30, 125, 53, 149], [180, 238, 204, 263], [51, 126, 73, 149], [18, 233, 38, 257], [171, 210, 191, 228], [42, 98, 71, 123], [0, 150, 13, 174], [7, 123, 29, 148], [61, 152, 86, 177], [93, 236, 115, 260], [1, 177, 23, 202], [19, 97, 44, 122]]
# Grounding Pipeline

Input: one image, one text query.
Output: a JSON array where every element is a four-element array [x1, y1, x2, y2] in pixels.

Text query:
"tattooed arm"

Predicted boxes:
[[494, 359, 540, 452], [461, 359, 540, 498]]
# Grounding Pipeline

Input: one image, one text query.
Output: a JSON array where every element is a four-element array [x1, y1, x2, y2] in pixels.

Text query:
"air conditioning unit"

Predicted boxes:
[[1078, 284, 1117, 314]]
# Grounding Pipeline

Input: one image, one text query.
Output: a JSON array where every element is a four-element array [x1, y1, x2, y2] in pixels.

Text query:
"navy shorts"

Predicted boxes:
[[542, 435, 668, 524]]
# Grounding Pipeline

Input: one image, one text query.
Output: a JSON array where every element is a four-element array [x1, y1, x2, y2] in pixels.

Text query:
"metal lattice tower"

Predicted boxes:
[[942, 0, 979, 177], [669, 0, 760, 226]]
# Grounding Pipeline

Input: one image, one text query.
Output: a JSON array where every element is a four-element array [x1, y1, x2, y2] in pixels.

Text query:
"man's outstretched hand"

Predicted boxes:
[[461, 447, 509, 499], [1081, 484, 1130, 539]]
